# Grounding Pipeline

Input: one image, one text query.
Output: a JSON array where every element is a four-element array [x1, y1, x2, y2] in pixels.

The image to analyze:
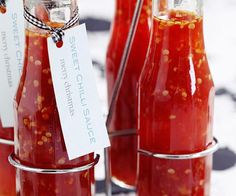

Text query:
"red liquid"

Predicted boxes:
[[138, 11, 214, 196], [0, 6, 6, 14], [106, 0, 151, 187], [14, 30, 95, 196], [0, 122, 15, 196]]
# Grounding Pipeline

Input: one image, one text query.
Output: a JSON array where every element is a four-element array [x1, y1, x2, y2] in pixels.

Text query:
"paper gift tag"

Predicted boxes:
[[0, 0, 24, 127], [47, 24, 110, 160]]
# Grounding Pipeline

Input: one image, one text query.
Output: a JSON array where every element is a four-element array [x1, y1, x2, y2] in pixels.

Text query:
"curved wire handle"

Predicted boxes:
[[9, 153, 100, 174], [138, 137, 219, 160]]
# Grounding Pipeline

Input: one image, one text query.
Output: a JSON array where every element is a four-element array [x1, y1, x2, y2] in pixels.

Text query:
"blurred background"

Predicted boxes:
[[79, 0, 236, 195]]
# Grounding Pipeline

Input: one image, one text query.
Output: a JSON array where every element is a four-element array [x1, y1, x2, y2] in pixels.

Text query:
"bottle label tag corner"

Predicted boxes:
[[0, 0, 24, 127]]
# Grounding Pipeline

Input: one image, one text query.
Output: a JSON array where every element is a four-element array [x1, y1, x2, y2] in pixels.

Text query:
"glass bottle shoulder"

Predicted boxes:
[[139, 10, 214, 99]]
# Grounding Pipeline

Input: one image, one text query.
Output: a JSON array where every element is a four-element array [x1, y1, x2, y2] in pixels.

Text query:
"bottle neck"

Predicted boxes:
[[149, 0, 205, 59], [114, 0, 137, 22], [153, 0, 203, 18], [24, 0, 78, 31], [113, 0, 152, 27]]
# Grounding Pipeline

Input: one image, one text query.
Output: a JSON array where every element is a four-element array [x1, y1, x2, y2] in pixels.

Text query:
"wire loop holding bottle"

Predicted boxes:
[[9, 153, 100, 174], [109, 129, 136, 138], [138, 137, 219, 160], [24, 6, 79, 43]]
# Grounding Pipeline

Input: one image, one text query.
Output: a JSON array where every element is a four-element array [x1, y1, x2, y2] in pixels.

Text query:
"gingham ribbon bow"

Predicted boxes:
[[0, 0, 6, 8], [24, 7, 79, 43]]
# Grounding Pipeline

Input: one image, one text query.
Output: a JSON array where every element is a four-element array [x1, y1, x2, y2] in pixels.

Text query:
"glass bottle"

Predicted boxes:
[[137, 0, 214, 195], [106, 0, 152, 188], [14, 0, 95, 195], [0, 122, 15, 196]]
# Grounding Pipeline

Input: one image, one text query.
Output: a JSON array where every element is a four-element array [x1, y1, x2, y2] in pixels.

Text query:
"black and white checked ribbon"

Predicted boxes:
[[0, 0, 6, 8], [24, 6, 79, 43]]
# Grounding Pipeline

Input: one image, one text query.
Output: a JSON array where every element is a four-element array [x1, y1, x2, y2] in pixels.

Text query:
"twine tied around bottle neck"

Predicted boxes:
[[0, 0, 6, 8], [24, 6, 79, 43]]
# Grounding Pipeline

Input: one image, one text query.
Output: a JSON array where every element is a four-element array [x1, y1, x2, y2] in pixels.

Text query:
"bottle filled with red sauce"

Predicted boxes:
[[137, 0, 214, 195], [13, 1, 95, 195], [0, 121, 15, 196], [106, 0, 152, 188]]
